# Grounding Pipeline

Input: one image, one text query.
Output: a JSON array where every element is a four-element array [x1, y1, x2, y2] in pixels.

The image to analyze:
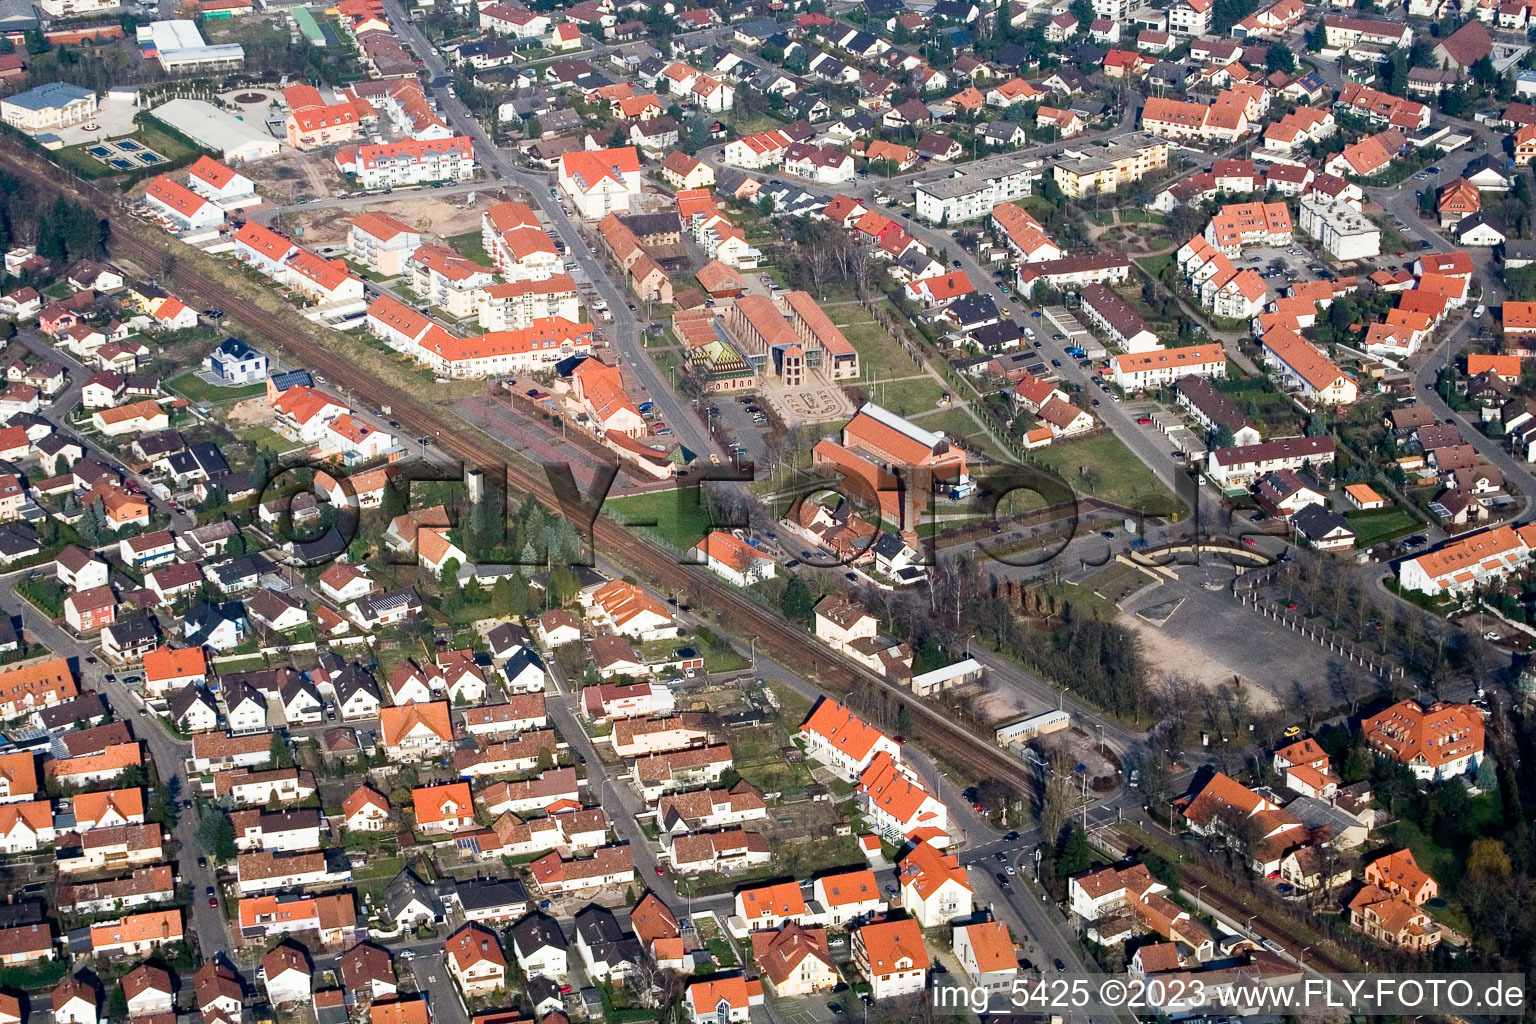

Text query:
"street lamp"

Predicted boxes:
[[965, 633, 976, 657], [1058, 686, 1069, 710], [749, 636, 758, 669]]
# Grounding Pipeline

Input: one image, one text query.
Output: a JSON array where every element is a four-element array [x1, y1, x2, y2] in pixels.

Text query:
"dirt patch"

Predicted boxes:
[[283, 194, 503, 246], [241, 150, 329, 205], [968, 686, 1036, 727], [1118, 612, 1278, 711], [226, 396, 273, 428]]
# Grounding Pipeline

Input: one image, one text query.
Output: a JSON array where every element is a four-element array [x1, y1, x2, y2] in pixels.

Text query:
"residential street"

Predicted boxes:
[[0, 584, 230, 963]]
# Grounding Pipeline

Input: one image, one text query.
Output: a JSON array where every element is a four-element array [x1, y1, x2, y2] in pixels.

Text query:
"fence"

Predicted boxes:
[[1233, 586, 1405, 680]]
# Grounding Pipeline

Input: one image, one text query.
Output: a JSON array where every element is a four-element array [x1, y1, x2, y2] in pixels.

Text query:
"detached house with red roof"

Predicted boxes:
[[691, 531, 776, 586], [858, 751, 950, 848], [1180, 772, 1309, 874], [143, 176, 224, 232], [799, 697, 901, 781], [186, 156, 255, 205], [272, 385, 349, 444], [1361, 700, 1483, 781], [558, 147, 642, 220], [684, 976, 763, 1023], [853, 918, 928, 1001], [898, 839, 972, 927]]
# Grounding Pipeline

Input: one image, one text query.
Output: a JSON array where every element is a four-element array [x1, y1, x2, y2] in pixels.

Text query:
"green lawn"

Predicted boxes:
[[57, 121, 204, 181], [170, 373, 269, 404], [911, 407, 1010, 462], [833, 306, 920, 382], [446, 230, 494, 268], [604, 487, 722, 552], [241, 425, 300, 455], [1346, 507, 1420, 548], [1028, 433, 1183, 516], [867, 376, 946, 417]]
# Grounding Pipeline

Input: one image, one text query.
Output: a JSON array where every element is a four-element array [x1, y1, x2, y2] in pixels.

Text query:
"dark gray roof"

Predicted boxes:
[[183, 600, 244, 643], [168, 684, 216, 722], [1176, 376, 1257, 436], [335, 664, 381, 707], [212, 337, 264, 362], [384, 869, 444, 922], [103, 617, 158, 647], [1291, 503, 1353, 541], [37, 693, 107, 731], [0, 523, 39, 558], [510, 912, 567, 955], [206, 552, 273, 587], [456, 877, 529, 914], [945, 292, 1000, 327], [486, 622, 532, 655], [617, 212, 682, 237], [502, 648, 545, 682], [280, 676, 323, 710]]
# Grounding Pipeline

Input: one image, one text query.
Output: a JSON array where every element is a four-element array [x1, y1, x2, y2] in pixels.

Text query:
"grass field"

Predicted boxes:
[[447, 231, 494, 267], [170, 373, 269, 404], [832, 305, 919, 382], [1347, 507, 1420, 548], [912, 407, 1010, 462], [604, 487, 720, 551], [57, 123, 203, 181], [1028, 434, 1182, 515], [868, 376, 946, 417], [238, 426, 297, 454]]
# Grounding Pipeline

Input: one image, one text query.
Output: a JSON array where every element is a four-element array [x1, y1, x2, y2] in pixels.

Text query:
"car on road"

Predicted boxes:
[[995, 851, 1007, 862], [1004, 831, 1019, 841], [1485, 631, 1503, 641], [709, 454, 720, 465], [1006, 865, 1016, 874], [1242, 536, 1257, 546], [1051, 359, 1061, 367], [844, 572, 858, 582], [655, 865, 665, 877], [400, 949, 418, 961], [1055, 960, 1067, 972], [952, 259, 963, 267], [1406, 534, 1428, 547], [828, 1004, 845, 1016], [1101, 530, 1115, 539], [1474, 304, 1487, 318], [996, 872, 1010, 885]]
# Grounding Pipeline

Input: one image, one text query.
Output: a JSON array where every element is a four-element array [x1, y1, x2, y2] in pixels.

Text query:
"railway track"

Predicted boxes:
[[15, 145, 1040, 797]]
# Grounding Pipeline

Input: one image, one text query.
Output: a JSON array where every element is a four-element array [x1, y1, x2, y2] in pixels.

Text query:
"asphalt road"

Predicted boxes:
[[0, 581, 228, 962], [378, 0, 721, 469]]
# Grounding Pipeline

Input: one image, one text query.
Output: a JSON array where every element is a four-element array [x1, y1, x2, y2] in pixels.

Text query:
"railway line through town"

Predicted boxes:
[[3, 140, 1060, 824]]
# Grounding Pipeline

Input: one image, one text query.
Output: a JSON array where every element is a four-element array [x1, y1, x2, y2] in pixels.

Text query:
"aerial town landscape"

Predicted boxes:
[[0, 0, 1530, 1017]]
